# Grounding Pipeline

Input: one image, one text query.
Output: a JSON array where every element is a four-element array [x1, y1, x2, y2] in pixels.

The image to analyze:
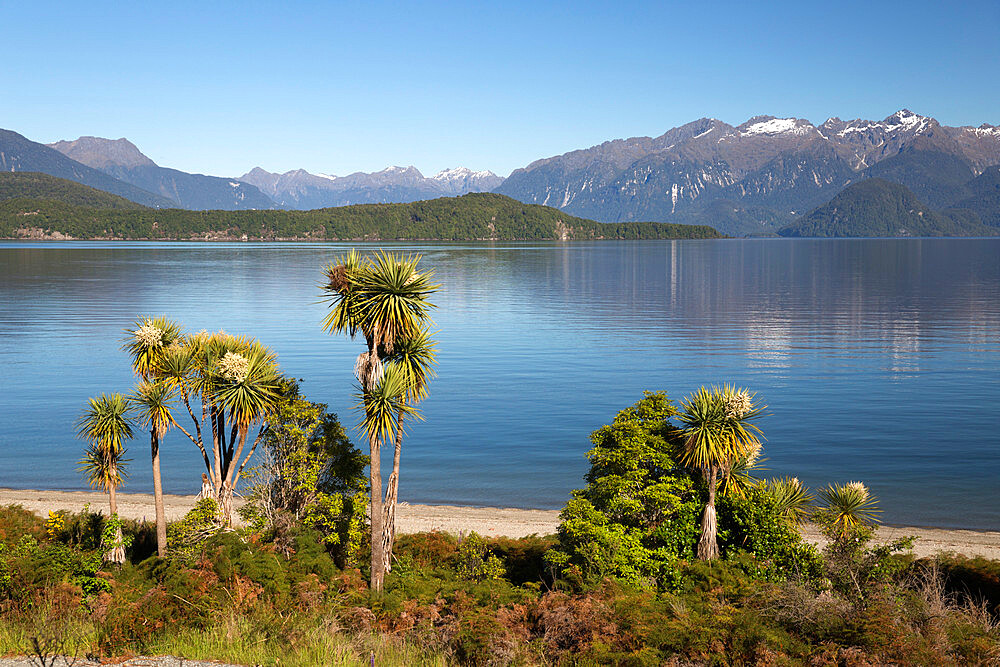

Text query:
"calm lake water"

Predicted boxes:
[[1, 239, 998, 529]]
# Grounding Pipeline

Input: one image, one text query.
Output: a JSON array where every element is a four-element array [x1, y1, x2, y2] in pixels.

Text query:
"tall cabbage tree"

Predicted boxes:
[[129, 380, 177, 556], [77, 393, 133, 563], [123, 316, 183, 554], [162, 333, 283, 525], [678, 385, 765, 560], [321, 250, 438, 591]]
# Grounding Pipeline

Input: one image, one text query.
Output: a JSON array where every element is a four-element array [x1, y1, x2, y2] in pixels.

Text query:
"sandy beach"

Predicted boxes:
[[2, 488, 998, 560]]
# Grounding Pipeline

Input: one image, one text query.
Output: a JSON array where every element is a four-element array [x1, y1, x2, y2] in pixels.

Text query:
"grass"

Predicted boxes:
[[143, 616, 447, 666], [1, 612, 448, 666]]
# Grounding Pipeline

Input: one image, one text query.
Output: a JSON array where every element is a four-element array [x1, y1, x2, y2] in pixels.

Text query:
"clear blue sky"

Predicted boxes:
[[3, 0, 998, 178]]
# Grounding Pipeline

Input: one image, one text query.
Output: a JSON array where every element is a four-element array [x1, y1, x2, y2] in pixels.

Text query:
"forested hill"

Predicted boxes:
[[0, 179, 721, 241], [0, 172, 145, 210], [779, 178, 995, 237]]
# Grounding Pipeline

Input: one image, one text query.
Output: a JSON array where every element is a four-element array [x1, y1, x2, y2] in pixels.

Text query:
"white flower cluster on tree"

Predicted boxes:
[[134, 324, 164, 348], [724, 389, 754, 419], [217, 351, 250, 383]]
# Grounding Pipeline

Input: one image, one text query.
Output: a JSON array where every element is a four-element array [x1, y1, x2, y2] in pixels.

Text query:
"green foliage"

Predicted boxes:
[[817, 520, 916, 603], [815, 481, 882, 538], [0, 533, 109, 603], [99, 513, 134, 557], [0, 190, 723, 240], [677, 385, 764, 472], [0, 171, 145, 209], [166, 498, 223, 562], [454, 532, 506, 582], [0, 496, 998, 666], [239, 381, 369, 568], [763, 476, 814, 527], [550, 391, 825, 591], [547, 392, 701, 589], [717, 487, 822, 581]]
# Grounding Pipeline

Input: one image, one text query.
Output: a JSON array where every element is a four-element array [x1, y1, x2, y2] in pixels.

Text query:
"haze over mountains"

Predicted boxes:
[[0, 130, 501, 211], [239, 165, 503, 209], [0, 108, 998, 236]]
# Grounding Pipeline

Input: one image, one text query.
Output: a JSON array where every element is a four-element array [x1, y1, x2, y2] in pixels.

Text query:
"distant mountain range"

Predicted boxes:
[[0, 129, 502, 212], [1, 108, 998, 237], [48, 136, 275, 210], [239, 165, 502, 209], [496, 110, 1000, 236]]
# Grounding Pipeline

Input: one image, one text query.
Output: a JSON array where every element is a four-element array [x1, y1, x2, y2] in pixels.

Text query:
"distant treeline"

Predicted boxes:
[[0, 174, 721, 241]]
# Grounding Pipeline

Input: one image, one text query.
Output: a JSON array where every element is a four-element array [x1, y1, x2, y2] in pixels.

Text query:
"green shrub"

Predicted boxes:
[[455, 532, 505, 582], [239, 380, 369, 568], [546, 393, 701, 590], [167, 498, 223, 562], [717, 486, 823, 581]]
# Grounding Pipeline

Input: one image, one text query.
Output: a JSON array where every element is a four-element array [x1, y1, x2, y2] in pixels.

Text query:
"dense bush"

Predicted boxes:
[[546, 392, 822, 591], [2, 388, 1000, 664], [546, 393, 701, 589], [717, 487, 823, 581]]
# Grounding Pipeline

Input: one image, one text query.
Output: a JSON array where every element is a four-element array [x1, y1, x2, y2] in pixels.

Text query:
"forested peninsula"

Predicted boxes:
[[0, 172, 721, 241]]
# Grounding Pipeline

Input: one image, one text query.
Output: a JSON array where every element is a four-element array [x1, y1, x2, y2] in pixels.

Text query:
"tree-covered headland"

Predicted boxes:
[[0, 172, 721, 241]]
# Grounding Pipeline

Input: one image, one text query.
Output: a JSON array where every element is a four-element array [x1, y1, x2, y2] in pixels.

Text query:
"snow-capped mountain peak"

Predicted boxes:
[[883, 109, 929, 132], [432, 167, 499, 182]]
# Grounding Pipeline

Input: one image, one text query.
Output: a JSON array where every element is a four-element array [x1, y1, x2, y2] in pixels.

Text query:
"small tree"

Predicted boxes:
[[240, 381, 369, 567], [129, 380, 176, 557], [77, 393, 133, 564], [677, 385, 765, 560], [814, 482, 913, 602], [546, 392, 700, 589]]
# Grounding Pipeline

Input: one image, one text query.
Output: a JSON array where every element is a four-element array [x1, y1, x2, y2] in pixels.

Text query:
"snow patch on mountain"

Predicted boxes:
[[837, 110, 931, 137], [970, 126, 1000, 137], [741, 118, 812, 136]]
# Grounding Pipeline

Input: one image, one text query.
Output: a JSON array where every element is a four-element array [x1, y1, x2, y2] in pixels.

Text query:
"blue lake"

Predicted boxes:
[[1, 239, 998, 529]]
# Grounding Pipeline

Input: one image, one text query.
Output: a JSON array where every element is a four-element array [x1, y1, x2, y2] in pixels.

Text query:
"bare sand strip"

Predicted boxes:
[[2, 488, 998, 560]]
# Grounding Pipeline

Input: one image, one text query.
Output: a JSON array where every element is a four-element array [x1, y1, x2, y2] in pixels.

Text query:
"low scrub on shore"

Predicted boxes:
[[2, 390, 999, 665], [0, 504, 998, 665]]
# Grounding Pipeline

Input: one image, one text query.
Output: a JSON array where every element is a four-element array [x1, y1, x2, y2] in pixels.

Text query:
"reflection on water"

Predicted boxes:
[[1, 239, 998, 529]]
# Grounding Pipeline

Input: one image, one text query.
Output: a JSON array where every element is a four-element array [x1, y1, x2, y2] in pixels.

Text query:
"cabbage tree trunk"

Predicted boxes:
[[697, 466, 720, 560], [150, 431, 167, 557], [369, 433, 385, 591], [380, 411, 405, 574]]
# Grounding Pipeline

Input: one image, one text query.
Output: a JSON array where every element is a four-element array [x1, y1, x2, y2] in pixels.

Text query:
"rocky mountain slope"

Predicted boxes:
[[495, 110, 1000, 236], [0, 130, 174, 208], [240, 165, 503, 209], [49, 137, 276, 210]]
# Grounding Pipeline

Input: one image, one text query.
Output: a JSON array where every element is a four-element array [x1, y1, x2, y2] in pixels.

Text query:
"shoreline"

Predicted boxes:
[[2, 487, 998, 560]]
